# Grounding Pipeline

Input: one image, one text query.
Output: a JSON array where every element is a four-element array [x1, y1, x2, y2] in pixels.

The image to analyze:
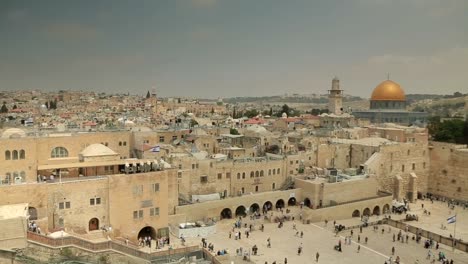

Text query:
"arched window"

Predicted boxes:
[[5, 150, 11, 160], [277, 168, 280, 174], [51, 147, 69, 158], [260, 170, 264, 177], [250, 172, 254, 178], [12, 150, 18, 160], [242, 172, 245, 179], [237, 173, 241, 179], [19, 149, 25, 159], [255, 171, 259, 177]]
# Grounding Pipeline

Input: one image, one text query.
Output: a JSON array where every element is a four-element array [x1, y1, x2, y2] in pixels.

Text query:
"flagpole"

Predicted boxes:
[[453, 214, 457, 251]]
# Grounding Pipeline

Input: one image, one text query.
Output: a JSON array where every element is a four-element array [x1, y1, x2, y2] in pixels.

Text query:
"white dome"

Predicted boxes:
[[2, 128, 26, 139]]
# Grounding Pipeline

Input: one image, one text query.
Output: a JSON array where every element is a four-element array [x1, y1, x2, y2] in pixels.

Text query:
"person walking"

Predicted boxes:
[[316, 252, 320, 262], [392, 246, 395, 255], [357, 245, 361, 253], [284, 258, 287, 264], [365, 237, 368, 244]]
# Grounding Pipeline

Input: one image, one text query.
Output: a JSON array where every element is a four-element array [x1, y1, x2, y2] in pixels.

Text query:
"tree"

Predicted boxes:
[[269, 107, 273, 116], [211, 107, 215, 114], [230, 128, 239, 135], [190, 119, 199, 128], [244, 109, 259, 118], [232, 108, 237, 118], [429, 116, 467, 144], [12, 104, 17, 110], [0, 102, 8, 113], [146, 91, 151, 99]]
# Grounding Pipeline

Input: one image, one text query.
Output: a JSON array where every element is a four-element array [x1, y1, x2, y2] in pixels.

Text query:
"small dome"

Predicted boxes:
[[371, 80, 406, 101], [1, 128, 26, 139], [80, 144, 117, 157]]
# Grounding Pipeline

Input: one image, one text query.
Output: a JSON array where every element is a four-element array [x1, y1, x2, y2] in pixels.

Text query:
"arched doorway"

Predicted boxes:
[[220, 208, 232, 219], [235, 206, 247, 217], [352, 210, 360, 218], [304, 198, 312, 208], [373, 206, 380, 216], [275, 199, 285, 209], [263, 201, 273, 212], [363, 208, 371, 216], [28, 207, 38, 220], [383, 204, 390, 214], [250, 203, 260, 214], [89, 218, 99, 231], [288, 197, 296, 206], [138, 226, 156, 240]]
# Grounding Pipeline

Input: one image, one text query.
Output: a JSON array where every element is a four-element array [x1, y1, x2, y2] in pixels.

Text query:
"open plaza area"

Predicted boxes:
[[173, 200, 468, 264]]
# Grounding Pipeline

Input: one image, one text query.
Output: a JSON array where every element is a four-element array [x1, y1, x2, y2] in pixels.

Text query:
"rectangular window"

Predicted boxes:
[[59, 202, 64, 209], [159, 136, 165, 143], [123, 141, 127, 146], [133, 211, 138, 219], [200, 176, 208, 183], [218, 173, 222, 180], [90, 198, 95, 205], [178, 164, 182, 169], [423, 162, 426, 169], [65, 202, 71, 209], [178, 172, 182, 178], [96, 198, 101, 204], [412, 163, 415, 170], [402, 165, 405, 172], [150, 207, 160, 216], [133, 185, 143, 196], [152, 183, 160, 192], [172, 135, 177, 141], [192, 164, 195, 169], [226, 172, 231, 179], [138, 210, 143, 218]]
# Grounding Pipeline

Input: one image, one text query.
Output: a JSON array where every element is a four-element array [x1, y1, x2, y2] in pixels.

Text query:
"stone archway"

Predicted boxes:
[[235, 206, 247, 217], [304, 198, 312, 208], [28, 207, 38, 220], [275, 199, 285, 209], [383, 204, 390, 214], [89, 218, 99, 231], [373, 206, 380, 216], [363, 208, 371, 216], [250, 203, 260, 214], [288, 197, 296, 206], [220, 208, 232, 219], [263, 201, 273, 212], [352, 210, 360, 218], [138, 226, 156, 240]]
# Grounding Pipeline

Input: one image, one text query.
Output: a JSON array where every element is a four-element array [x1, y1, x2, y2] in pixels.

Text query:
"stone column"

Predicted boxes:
[[408, 173, 418, 203], [393, 175, 403, 201]]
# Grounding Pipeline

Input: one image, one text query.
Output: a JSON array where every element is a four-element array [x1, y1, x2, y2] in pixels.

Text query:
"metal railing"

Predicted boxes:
[[385, 219, 468, 252]]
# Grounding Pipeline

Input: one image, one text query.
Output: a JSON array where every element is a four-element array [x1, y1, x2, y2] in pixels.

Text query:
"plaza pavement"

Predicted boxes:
[[140, 200, 468, 263]]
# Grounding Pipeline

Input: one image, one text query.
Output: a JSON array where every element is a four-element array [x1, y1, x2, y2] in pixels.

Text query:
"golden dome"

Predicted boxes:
[[370, 80, 406, 101]]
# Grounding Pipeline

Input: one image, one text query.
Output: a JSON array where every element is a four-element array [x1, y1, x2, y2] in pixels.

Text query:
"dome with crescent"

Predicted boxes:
[[370, 80, 406, 101]]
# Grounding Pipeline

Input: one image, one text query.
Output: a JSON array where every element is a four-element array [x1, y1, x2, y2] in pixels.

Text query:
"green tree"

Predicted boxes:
[[244, 109, 259, 118], [0, 102, 8, 113], [146, 90, 151, 99], [230, 128, 239, 135]]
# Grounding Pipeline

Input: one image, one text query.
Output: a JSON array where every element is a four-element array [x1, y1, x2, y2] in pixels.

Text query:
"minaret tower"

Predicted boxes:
[[328, 77, 344, 115]]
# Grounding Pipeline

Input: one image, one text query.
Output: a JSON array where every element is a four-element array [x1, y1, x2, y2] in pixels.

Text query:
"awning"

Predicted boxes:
[[37, 159, 133, 170]]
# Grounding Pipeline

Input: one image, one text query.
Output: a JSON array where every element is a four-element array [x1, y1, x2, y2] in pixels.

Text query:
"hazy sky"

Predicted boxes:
[[1, 0, 467, 98]]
